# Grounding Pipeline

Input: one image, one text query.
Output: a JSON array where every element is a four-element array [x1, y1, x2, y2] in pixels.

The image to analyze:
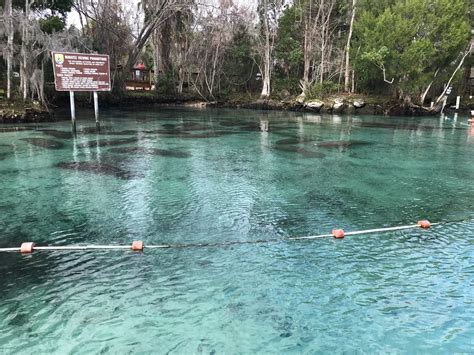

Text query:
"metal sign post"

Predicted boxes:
[[93, 91, 100, 131], [51, 52, 111, 133], [69, 91, 76, 133]]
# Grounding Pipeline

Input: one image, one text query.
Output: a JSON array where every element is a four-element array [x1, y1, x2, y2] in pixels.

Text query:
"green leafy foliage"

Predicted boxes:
[[275, 5, 304, 77], [2, 0, 73, 14], [354, 0, 470, 102], [221, 25, 259, 94], [39, 16, 65, 34], [306, 81, 341, 99], [156, 71, 176, 94]]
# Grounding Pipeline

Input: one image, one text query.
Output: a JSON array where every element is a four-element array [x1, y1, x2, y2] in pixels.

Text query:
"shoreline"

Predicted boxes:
[[1, 94, 472, 124]]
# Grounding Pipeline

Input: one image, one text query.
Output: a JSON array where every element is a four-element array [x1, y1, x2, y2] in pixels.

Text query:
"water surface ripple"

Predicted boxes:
[[0, 109, 473, 353]]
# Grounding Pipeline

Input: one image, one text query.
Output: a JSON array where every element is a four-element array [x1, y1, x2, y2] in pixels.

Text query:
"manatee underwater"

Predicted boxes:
[[21, 138, 65, 149], [314, 140, 373, 148], [56, 161, 141, 180], [108, 147, 191, 158]]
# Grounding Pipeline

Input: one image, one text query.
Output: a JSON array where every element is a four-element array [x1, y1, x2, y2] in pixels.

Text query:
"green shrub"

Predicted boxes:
[[306, 81, 340, 99]]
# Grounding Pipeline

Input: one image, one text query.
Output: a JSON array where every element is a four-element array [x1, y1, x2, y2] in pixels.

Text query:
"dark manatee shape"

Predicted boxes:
[[8, 312, 30, 326], [239, 123, 264, 132], [156, 122, 210, 134], [21, 138, 65, 149], [219, 120, 247, 127], [0, 152, 9, 161], [213, 130, 242, 136], [108, 147, 191, 158], [0, 127, 33, 133], [179, 122, 209, 131], [273, 144, 325, 158], [154, 129, 191, 136], [37, 129, 74, 139], [78, 126, 111, 134], [354, 121, 430, 130], [101, 130, 144, 136], [314, 140, 373, 148], [275, 138, 316, 145], [77, 138, 138, 148], [56, 161, 139, 180], [184, 132, 222, 138]]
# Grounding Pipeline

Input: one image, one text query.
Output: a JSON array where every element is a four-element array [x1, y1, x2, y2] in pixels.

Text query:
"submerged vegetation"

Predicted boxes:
[[0, 0, 472, 114]]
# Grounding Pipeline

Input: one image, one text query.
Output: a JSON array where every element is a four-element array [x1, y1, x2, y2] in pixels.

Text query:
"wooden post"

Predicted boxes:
[[93, 91, 100, 131], [69, 91, 76, 134], [455, 96, 460, 110]]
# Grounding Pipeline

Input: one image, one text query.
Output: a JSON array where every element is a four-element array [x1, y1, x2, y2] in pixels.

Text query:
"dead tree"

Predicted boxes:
[[344, 0, 356, 92]]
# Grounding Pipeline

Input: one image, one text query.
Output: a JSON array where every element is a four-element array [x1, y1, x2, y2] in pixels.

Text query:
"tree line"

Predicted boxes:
[[0, 0, 472, 107]]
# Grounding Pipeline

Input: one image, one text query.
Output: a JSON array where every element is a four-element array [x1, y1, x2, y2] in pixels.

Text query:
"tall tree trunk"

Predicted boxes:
[[344, 0, 356, 92], [159, 18, 172, 73], [320, 6, 325, 84], [152, 29, 161, 91], [301, 22, 312, 95], [4, 0, 13, 100], [22, 0, 32, 101], [419, 68, 439, 105], [260, 1, 271, 99], [435, 43, 472, 104], [351, 68, 355, 93]]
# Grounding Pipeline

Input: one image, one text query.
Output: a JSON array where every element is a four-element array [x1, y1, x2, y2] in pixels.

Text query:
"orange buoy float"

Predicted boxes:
[[20, 242, 35, 254], [332, 229, 345, 239], [132, 240, 144, 251], [417, 220, 431, 229]]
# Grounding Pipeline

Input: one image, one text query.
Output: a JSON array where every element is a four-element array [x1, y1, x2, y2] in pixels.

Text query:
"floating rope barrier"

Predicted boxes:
[[0, 219, 441, 254]]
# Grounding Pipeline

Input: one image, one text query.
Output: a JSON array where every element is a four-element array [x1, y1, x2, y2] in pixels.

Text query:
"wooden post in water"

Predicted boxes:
[[69, 91, 76, 134], [455, 96, 460, 110], [93, 91, 100, 131]]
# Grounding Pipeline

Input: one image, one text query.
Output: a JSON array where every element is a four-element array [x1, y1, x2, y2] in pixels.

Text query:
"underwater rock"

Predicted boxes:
[[108, 147, 191, 158], [56, 161, 139, 180], [21, 138, 65, 149], [77, 138, 138, 148]]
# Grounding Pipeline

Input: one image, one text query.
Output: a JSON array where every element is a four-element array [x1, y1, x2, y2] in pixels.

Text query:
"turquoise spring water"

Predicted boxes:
[[0, 108, 473, 353]]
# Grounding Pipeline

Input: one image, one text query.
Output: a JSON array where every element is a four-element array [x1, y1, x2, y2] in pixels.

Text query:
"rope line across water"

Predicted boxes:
[[0, 219, 453, 254]]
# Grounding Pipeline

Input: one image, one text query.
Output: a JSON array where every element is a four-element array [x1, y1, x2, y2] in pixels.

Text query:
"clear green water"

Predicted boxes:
[[0, 108, 473, 353]]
